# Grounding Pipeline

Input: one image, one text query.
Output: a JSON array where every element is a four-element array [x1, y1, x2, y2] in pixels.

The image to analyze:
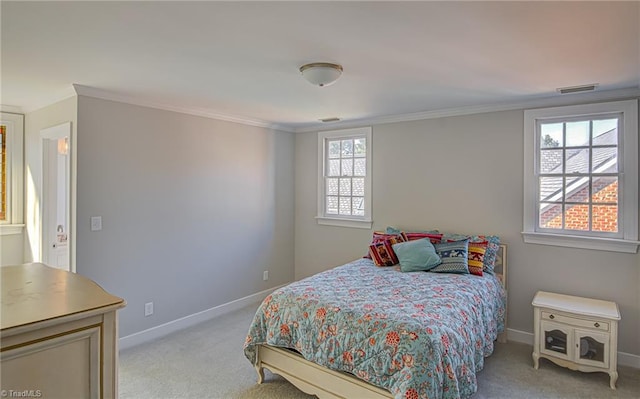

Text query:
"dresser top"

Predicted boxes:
[[532, 290, 620, 320], [1, 263, 125, 331]]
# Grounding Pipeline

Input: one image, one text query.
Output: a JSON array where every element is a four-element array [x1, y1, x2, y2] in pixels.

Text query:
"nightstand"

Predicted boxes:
[[532, 291, 620, 389]]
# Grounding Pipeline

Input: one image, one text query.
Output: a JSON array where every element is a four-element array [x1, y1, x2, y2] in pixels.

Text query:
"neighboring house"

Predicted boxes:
[[540, 127, 618, 232]]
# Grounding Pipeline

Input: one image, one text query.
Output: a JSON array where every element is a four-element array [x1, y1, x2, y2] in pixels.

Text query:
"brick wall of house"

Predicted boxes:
[[541, 180, 618, 232]]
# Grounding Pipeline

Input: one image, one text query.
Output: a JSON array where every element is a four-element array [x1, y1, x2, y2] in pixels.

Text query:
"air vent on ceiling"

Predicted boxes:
[[319, 117, 341, 123], [557, 83, 599, 94]]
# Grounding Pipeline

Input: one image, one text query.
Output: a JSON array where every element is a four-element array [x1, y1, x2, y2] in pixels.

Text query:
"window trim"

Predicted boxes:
[[0, 112, 25, 236], [317, 127, 373, 229], [522, 99, 639, 253]]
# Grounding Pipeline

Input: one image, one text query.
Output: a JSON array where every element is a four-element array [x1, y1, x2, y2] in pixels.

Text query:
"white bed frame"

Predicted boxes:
[[253, 244, 508, 398]]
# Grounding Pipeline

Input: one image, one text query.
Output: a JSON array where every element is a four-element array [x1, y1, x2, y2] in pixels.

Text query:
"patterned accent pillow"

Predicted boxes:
[[364, 231, 408, 259], [467, 241, 487, 276], [385, 226, 440, 235], [441, 232, 500, 274], [405, 232, 443, 244], [369, 237, 404, 266], [431, 240, 470, 274]]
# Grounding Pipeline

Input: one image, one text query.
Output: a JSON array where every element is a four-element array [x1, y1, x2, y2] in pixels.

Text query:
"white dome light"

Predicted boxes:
[[299, 63, 343, 87]]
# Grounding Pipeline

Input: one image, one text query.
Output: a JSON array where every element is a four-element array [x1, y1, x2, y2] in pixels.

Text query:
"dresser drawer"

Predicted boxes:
[[541, 311, 609, 331]]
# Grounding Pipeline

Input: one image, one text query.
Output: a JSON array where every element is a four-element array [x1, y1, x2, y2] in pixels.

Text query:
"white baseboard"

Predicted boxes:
[[506, 328, 640, 369], [119, 284, 285, 351]]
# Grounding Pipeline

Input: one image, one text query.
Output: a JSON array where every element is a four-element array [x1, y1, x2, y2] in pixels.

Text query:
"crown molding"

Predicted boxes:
[[293, 87, 640, 133], [0, 105, 25, 114], [72, 84, 295, 133], [19, 86, 78, 114]]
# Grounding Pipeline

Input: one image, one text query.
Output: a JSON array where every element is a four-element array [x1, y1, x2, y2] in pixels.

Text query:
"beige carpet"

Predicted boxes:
[[119, 303, 640, 398]]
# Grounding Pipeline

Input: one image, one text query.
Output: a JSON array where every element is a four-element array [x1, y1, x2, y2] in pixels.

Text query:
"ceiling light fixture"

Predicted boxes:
[[299, 62, 343, 87]]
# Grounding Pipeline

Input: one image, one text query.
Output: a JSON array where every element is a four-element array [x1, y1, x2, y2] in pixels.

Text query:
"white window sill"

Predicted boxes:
[[522, 231, 640, 254], [316, 216, 372, 229], [0, 224, 25, 236]]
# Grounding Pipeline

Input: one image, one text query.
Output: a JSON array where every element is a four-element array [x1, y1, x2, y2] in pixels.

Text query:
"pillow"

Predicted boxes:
[[386, 226, 440, 235], [369, 237, 403, 266], [431, 239, 470, 274], [405, 232, 443, 244], [364, 231, 407, 259], [440, 232, 500, 274], [467, 241, 487, 276], [392, 239, 441, 272]]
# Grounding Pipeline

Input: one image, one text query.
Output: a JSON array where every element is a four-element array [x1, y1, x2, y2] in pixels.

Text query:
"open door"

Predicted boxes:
[[41, 122, 71, 271]]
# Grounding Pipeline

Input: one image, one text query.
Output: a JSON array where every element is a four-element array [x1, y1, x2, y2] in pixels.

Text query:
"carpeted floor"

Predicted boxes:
[[119, 303, 640, 398]]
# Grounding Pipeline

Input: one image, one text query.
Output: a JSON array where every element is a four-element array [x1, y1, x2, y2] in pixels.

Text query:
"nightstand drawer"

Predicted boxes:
[[542, 311, 609, 331]]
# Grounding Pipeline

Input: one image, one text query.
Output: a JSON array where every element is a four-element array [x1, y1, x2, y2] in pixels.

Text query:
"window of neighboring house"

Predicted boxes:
[[0, 112, 25, 235], [317, 127, 372, 229], [523, 100, 638, 253]]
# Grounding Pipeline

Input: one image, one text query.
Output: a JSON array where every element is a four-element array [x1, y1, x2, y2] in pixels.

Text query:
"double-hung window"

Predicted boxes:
[[317, 127, 372, 229], [0, 112, 25, 235], [523, 100, 638, 253]]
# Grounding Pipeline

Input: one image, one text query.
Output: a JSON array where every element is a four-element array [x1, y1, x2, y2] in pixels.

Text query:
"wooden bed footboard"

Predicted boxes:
[[255, 344, 393, 399]]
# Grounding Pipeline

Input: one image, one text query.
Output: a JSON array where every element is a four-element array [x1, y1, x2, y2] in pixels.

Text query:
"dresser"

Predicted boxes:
[[1, 263, 126, 398], [532, 290, 620, 389]]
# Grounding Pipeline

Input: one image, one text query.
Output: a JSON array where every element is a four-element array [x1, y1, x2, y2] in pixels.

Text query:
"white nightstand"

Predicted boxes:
[[532, 291, 620, 389]]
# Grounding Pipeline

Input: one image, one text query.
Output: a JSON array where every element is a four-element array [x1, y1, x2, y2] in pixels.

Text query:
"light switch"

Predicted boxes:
[[90, 216, 102, 231]]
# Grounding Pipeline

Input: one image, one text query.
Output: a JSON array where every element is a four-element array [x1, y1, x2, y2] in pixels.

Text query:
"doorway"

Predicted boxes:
[[40, 122, 71, 271]]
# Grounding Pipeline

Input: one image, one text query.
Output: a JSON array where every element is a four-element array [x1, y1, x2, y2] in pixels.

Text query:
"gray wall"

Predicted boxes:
[[76, 96, 294, 337], [294, 107, 640, 356]]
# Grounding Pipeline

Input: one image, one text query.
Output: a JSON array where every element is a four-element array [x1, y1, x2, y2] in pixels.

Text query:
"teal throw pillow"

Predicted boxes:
[[392, 238, 441, 272]]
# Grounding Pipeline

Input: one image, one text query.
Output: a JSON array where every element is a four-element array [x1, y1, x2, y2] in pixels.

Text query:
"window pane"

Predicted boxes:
[[541, 123, 563, 148], [592, 147, 617, 173], [326, 178, 339, 195], [566, 121, 589, 147], [352, 197, 364, 216], [540, 149, 563, 174], [328, 159, 340, 176], [328, 140, 341, 158], [341, 158, 353, 176], [592, 177, 617, 203], [565, 148, 589, 174], [326, 196, 338, 214], [352, 178, 364, 196], [341, 139, 353, 157], [339, 178, 351, 196], [593, 119, 618, 145], [592, 205, 618, 233], [354, 158, 366, 176], [339, 197, 351, 215], [564, 204, 589, 231], [354, 138, 366, 156], [539, 177, 563, 202], [539, 202, 563, 229], [566, 177, 589, 203]]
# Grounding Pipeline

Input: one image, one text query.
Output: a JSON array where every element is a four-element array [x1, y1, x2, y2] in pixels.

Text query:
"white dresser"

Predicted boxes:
[[532, 290, 620, 389], [1, 263, 126, 398]]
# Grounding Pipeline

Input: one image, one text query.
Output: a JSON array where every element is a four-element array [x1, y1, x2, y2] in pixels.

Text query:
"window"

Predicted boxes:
[[317, 127, 372, 229], [0, 112, 24, 235], [523, 100, 638, 253]]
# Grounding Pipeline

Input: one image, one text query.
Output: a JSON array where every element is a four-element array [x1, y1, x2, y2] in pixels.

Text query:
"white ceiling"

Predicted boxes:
[[2, 1, 639, 132]]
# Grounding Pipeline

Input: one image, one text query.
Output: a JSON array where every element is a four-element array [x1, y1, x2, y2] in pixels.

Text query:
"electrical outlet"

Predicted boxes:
[[263, 270, 269, 281], [144, 302, 154, 317]]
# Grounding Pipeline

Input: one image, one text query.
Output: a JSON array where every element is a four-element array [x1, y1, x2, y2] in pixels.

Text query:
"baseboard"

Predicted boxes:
[[119, 284, 285, 351], [506, 328, 640, 369]]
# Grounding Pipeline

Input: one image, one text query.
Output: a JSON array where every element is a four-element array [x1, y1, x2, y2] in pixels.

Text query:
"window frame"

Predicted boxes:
[[316, 127, 373, 229], [0, 112, 25, 235], [523, 100, 638, 253]]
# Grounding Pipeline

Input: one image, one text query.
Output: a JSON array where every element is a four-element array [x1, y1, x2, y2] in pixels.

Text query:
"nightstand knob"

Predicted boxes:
[[549, 314, 555, 319], [594, 322, 600, 328]]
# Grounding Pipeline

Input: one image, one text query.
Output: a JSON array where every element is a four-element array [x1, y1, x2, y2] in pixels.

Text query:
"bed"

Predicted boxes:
[[244, 242, 507, 399]]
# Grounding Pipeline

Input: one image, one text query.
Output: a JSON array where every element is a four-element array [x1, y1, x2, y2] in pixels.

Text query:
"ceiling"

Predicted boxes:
[[2, 1, 639, 132]]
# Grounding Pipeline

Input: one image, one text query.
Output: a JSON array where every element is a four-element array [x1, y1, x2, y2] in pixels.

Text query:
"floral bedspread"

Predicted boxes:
[[244, 258, 506, 399]]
